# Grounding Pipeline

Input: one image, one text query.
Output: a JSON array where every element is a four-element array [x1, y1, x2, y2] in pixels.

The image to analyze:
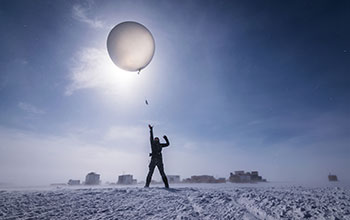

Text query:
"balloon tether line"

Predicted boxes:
[[136, 68, 150, 106]]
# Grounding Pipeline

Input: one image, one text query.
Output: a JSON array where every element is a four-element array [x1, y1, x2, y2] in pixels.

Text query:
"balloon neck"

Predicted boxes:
[[137, 69, 141, 74]]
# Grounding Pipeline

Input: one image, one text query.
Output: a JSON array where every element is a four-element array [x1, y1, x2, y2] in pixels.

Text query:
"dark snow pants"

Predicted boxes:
[[145, 157, 169, 188]]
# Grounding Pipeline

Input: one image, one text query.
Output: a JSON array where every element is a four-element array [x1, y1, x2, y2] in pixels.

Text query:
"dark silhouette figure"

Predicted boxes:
[[145, 124, 170, 188]]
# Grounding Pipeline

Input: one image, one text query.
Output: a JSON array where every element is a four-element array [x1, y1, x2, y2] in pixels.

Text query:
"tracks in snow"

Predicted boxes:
[[1, 185, 349, 219]]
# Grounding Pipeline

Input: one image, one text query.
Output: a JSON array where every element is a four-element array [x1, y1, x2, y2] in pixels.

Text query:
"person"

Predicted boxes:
[[145, 124, 170, 188]]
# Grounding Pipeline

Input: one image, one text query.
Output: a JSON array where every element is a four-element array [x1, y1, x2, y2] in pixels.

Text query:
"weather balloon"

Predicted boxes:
[[107, 21, 155, 72]]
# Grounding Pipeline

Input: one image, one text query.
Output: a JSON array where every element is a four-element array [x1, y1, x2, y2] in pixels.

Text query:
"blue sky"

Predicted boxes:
[[0, 0, 349, 185]]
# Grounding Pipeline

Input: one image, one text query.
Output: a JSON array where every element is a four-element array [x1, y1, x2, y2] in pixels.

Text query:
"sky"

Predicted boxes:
[[0, 0, 349, 186]]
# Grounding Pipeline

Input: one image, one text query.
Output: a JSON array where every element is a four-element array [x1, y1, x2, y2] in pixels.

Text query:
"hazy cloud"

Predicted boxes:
[[18, 102, 45, 114], [72, 4, 105, 29], [65, 47, 147, 108], [0, 124, 349, 186], [0, 126, 147, 186], [105, 125, 145, 143], [65, 47, 122, 96], [66, 48, 107, 95]]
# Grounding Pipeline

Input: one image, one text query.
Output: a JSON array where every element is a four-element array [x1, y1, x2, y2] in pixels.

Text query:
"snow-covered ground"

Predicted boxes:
[[1, 183, 349, 219]]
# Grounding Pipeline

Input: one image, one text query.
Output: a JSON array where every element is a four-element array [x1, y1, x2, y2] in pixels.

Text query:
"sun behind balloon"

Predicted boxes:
[[107, 21, 155, 72]]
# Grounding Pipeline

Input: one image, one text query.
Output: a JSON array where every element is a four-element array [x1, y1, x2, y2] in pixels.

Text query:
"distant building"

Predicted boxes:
[[68, 179, 80, 185], [328, 173, 338, 182], [50, 183, 66, 186], [117, 174, 135, 185], [229, 170, 266, 183], [167, 175, 181, 183], [235, 171, 245, 175], [183, 175, 226, 183], [216, 178, 226, 183], [85, 172, 100, 185]]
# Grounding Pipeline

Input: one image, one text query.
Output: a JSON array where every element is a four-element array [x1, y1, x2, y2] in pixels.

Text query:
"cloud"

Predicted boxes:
[[72, 4, 105, 29], [1, 123, 349, 185], [65, 48, 107, 95], [18, 102, 45, 114], [104, 125, 146, 144], [0, 126, 148, 186], [65, 47, 146, 106]]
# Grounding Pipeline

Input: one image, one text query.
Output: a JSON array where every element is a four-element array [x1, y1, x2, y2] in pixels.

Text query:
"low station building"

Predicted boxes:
[[117, 174, 137, 185], [167, 175, 181, 183], [229, 171, 266, 183], [328, 173, 338, 182], [85, 172, 100, 185], [183, 175, 226, 183], [68, 179, 80, 185]]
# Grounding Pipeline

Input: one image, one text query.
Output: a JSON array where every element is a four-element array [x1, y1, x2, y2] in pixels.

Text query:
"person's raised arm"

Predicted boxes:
[[149, 124, 154, 144], [161, 135, 170, 147]]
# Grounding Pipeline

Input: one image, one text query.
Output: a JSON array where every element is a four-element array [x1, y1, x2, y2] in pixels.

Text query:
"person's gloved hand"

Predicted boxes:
[[163, 135, 168, 140], [148, 124, 153, 129]]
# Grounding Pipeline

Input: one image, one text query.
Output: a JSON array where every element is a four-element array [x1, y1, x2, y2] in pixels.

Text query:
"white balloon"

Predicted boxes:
[[107, 21, 155, 72]]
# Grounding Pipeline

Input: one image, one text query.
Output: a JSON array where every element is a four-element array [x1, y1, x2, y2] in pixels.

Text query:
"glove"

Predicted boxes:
[[148, 124, 153, 129], [163, 135, 168, 140]]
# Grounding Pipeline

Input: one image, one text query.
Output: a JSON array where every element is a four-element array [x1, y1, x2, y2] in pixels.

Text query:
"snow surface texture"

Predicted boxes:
[[1, 184, 349, 220]]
